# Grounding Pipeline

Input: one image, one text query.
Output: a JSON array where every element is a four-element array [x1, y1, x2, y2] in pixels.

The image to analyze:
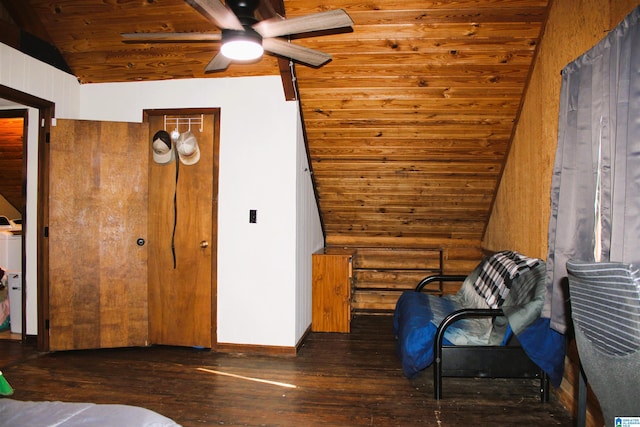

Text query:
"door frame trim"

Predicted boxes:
[[0, 84, 54, 351], [0, 108, 28, 342]]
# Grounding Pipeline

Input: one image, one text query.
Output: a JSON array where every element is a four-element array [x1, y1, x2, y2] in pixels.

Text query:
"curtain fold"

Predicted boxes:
[[544, 6, 640, 333]]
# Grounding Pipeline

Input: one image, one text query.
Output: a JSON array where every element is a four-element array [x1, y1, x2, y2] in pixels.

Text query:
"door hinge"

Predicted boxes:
[[44, 226, 49, 237], [45, 319, 50, 330], [45, 132, 50, 143]]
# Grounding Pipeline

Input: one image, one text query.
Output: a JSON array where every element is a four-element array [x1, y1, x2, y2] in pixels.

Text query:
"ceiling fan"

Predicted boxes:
[[122, 0, 353, 72]]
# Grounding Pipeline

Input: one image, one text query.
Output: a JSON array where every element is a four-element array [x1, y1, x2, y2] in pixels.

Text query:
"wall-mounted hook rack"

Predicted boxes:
[[163, 114, 204, 134]]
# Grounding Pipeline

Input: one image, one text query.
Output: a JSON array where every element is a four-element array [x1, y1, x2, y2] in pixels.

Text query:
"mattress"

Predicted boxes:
[[0, 399, 181, 427]]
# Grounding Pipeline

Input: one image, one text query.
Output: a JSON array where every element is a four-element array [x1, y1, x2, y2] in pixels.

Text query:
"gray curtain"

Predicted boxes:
[[544, 6, 640, 334]]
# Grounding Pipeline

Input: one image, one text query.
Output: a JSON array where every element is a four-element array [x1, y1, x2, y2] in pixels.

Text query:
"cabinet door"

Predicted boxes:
[[312, 253, 352, 333], [48, 119, 149, 351]]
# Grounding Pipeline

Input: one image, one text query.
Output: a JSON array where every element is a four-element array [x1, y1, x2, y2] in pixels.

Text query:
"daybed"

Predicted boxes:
[[393, 250, 565, 400]]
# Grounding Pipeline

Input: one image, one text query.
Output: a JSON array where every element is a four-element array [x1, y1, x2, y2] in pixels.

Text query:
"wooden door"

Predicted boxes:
[[48, 119, 149, 351], [147, 113, 217, 348]]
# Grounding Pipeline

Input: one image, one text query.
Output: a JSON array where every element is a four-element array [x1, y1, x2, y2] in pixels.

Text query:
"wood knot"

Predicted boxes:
[[386, 40, 399, 49]]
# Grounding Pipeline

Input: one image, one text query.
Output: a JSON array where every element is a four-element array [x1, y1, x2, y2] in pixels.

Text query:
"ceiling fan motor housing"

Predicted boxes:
[[227, 0, 260, 22], [124, 0, 353, 71], [221, 26, 262, 45], [220, 0, 263, 61]]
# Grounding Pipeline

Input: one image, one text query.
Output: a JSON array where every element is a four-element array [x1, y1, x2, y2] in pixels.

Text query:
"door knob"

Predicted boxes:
[[200, 240, 209, 248]]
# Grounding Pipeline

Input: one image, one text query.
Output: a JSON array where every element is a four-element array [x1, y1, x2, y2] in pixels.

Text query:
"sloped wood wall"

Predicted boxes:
[[330, 240, 484, 314], [0, 114, 25, 215], [0, 25, 24, 223], [483, 0, 640, 425]]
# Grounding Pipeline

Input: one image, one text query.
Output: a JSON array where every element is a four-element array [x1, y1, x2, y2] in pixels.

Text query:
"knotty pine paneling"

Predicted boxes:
[[483, 1, 640, 425], [26, 0, 281, 82], [328, 244, 484, 313], [9, 1, 550, 271], [0, 116, 25, 213], [290, 0, 548, 257], [351, 247, 443, 312]]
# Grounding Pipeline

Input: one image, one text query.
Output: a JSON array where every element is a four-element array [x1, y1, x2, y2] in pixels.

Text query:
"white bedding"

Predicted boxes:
[[0, 399, 182, 427]]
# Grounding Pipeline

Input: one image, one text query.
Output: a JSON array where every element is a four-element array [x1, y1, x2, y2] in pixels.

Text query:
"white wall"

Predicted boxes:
[[79, 78, 309, 347], [1, 42, 324, 347], [295, 113, 324, 342]]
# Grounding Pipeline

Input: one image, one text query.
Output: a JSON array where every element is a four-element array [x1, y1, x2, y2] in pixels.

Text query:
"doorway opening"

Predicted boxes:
[[0, 84, 54, 350], [0, 109, 26, 341]]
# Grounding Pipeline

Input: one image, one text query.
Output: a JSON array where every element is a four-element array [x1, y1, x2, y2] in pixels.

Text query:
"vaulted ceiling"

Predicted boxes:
[[0, 0, 550, 249]]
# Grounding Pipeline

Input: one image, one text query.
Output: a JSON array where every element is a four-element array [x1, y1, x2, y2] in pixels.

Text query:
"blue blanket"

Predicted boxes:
[[392, 291, 490, 379], [507, 317, 566, 388], [393, 292, 450, 378]]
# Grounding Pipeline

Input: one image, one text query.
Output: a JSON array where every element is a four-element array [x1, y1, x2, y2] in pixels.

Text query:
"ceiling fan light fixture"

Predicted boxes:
[[221, 28, 263, 61]]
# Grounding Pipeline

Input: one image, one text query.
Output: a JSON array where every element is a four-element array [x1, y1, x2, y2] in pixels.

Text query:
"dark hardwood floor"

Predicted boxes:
[[0, 315, 573, 426]]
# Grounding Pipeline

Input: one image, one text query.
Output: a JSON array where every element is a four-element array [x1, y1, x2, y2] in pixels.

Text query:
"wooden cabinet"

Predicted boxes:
[[312, 249, 353, 333]]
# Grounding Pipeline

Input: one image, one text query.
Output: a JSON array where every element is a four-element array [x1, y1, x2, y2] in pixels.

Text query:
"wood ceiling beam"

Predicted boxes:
[[268, 0, 297, 101]]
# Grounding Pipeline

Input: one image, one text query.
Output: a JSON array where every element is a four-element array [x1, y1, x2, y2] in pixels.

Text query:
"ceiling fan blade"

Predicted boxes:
[[255, 0, 284, 21], [205, 52, 233, 72], [121, 32, 222, 42], [253, 9, 353, 38], [186, 0, 244, 31], [263, 38, 331, 67]]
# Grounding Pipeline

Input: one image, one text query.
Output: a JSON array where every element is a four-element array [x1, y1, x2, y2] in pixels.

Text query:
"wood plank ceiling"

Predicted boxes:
[[1, 0, 550, 253]]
